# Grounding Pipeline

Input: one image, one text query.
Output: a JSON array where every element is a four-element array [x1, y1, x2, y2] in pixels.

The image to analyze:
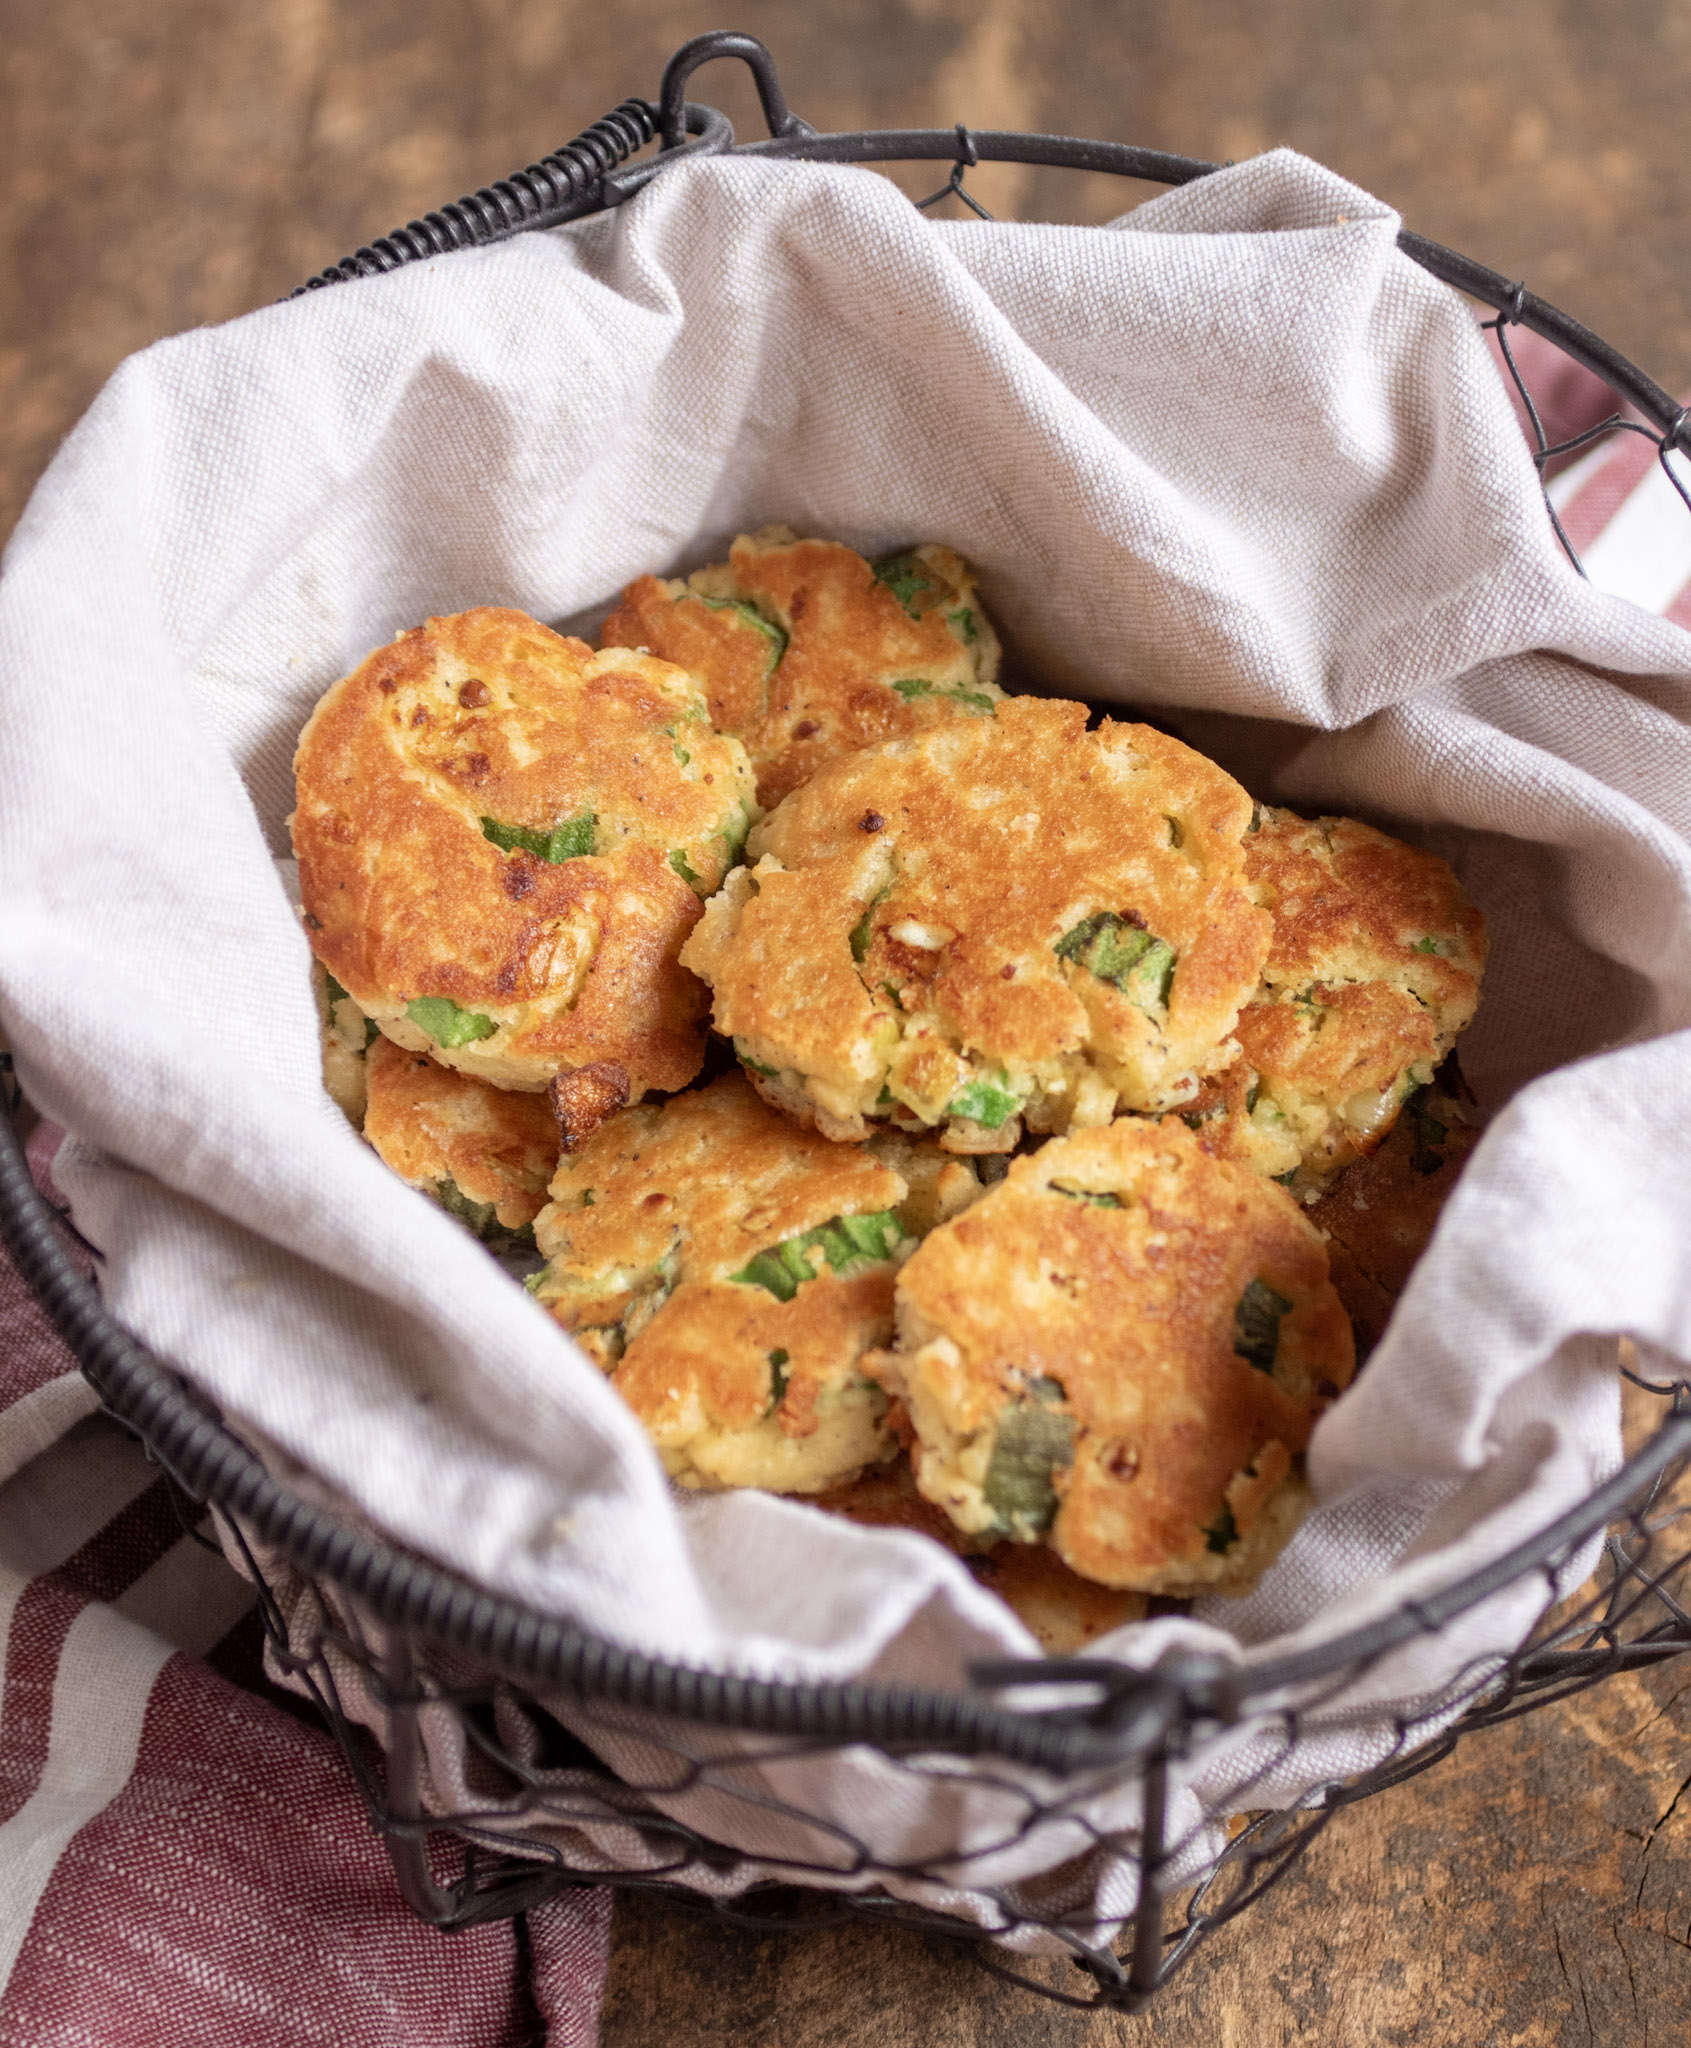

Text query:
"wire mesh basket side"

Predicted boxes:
[[197, 1366, 1691, 2011]]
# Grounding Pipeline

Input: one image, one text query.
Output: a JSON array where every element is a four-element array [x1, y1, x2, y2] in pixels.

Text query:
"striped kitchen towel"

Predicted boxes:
[[0, 328, 1685, 2048], [0, 1119, 612, 2048], [1483, 322, 1691, 622]]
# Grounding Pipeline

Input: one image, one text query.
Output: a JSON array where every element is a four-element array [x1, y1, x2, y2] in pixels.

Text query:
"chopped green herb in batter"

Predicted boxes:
[[1055, 912, 1176, 1012], [1233, 1278, 1291, 1374], [984, 1379, 1074, 1538], [406, 996, 497, 1048], [730, 1210, 907, 1301], [481, 813, 595, 864], [946, 1075, 1021, 1129], [872, 550, 941, 617]]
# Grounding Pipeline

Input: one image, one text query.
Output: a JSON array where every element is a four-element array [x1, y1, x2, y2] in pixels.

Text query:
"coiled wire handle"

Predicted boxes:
[[290, 96, 733, 295], [290, 30, 819, 297]]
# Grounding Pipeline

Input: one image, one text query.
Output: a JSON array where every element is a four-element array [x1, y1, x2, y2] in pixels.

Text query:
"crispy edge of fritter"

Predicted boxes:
[[363, 1034, 559, 1229], [291, 606, 749, 1096]]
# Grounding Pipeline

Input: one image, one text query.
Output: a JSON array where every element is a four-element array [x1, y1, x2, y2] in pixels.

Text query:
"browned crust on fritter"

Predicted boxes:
[[1236, 980, 1438, 1108], [1180, 810, 1487, 1182], [363, 1036, 559, 1228], [549, 1061, 631, 1152], [683, 696, 1273, 1125], [603, 534, 1001, 806], [291, 606, 754, 1095], [615, 1269, 896, 1441], [1247, 810, 1487, 998], [602, 574, 775, 739], [874, 1118, 1353, 1593]]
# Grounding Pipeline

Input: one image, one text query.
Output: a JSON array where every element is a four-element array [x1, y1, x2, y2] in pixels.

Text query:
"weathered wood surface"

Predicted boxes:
[[4, 4, 1690, 2040]]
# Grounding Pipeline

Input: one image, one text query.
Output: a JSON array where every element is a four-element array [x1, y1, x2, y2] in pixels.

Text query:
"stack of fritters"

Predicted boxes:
[[292, 529, 1487, 1624]]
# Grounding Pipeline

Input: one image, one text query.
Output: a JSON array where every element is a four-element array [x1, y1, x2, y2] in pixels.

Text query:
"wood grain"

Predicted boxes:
[[4, 4, 1689, 2039]]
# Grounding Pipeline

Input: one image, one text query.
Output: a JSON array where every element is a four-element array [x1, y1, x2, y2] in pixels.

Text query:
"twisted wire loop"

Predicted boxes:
[[1483, 279, 1691, 578], [657, 28, 812, 152], [289, 98, 659, 296], [914, 123, 995, 221]]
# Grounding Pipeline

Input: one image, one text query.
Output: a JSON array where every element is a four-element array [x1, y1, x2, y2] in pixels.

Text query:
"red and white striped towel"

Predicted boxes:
[[1483, 324, 1691, 624], [0, 1122, 611, 2048], [0, 330, 1685, 2046]]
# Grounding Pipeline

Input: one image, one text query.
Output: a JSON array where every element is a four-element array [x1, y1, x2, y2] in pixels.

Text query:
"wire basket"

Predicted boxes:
[[5, 30, 1691, 2015]]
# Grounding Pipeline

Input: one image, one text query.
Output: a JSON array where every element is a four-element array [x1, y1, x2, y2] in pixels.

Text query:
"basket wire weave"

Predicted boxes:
[[4, 31, 1691, 2012]]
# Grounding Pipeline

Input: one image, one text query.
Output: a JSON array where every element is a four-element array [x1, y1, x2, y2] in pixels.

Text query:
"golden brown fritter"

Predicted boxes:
[[600, 527, 1003, 806], [864, 1117, 1354, 1596], [812, 1460, 1147, 1655], [680, 696, 1272, 1148], [363, 1035, 559, 1238], [530, 1074, 981, 1493], [1179, 808, 1486, 1191], [290, 606, 757, 1096]]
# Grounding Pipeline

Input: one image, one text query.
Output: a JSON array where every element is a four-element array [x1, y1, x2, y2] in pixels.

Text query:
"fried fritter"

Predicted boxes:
[[291, 606, 758, 1099], [680, 696, 1272, 1148], [600, 527, 1003, 806], [864, 1117, 1354, 1596], [363, 1034, 558, 1240], [1180, 808, 1486, 1192], [529, 1074, 982, 1493]]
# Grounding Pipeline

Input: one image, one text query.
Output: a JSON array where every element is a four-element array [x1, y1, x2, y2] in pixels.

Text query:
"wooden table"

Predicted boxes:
[[6, 4, 1689, 2038]]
